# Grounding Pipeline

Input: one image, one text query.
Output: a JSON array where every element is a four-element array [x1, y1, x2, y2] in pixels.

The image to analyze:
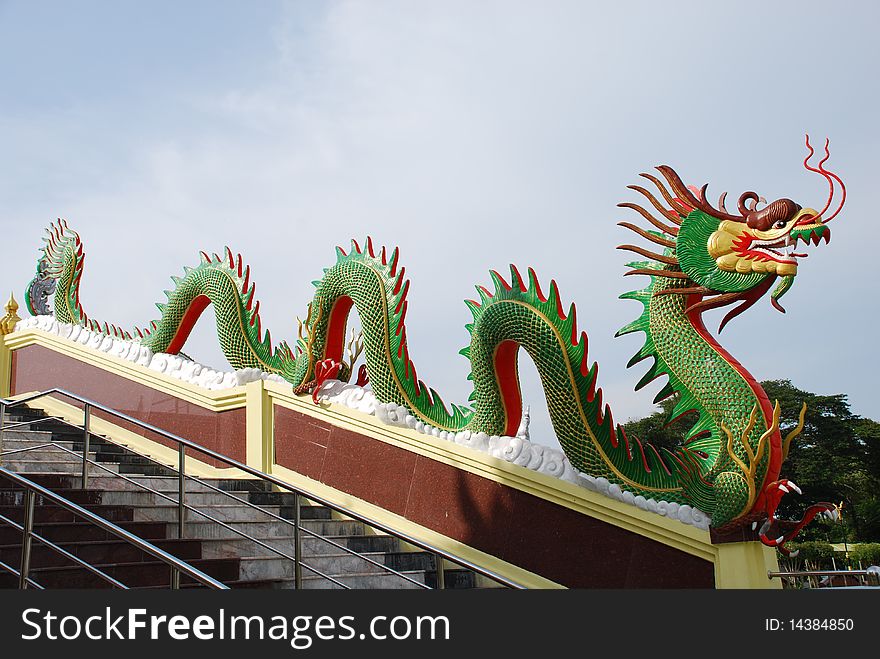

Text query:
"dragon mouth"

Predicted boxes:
[[745, 238, 800, 264], [739, 224, 830, 265]]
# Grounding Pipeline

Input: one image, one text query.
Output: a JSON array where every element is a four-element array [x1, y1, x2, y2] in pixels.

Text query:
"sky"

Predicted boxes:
[[1, 1, 878, 452]]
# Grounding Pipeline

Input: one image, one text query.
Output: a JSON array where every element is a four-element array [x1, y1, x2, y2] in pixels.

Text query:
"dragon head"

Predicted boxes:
[[667, 135, 846, 328], [707, 203, 827, 279]]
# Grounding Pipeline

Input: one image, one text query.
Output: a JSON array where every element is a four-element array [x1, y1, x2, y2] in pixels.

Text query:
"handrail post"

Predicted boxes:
[[435, 553, 446, 590], [178, 445, 186, 539], [19, 490, 35, 589], [81, 404, 91, 489], [1, 401, 6, 465], [170, 567, 180, 590], [294, 493, 302, 589]]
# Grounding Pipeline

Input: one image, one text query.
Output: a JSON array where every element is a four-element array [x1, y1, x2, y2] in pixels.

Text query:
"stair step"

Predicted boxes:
[[0, 504, 135, 524], [37, 474, 253, 493], [297, 550, 436, 575], [0, 429, 63, 442], [154, 520, 378, 542], [0, 537, 204, 568], [0, 520, 168, 545], [1, 461, 118, 475], [0, 489, 331, 524], [300, 570, 428, 589], [1, 439, 86, 454], [0, 557, 241, 589], [61, 489, 329, 519], [303, 533, 401, 554]]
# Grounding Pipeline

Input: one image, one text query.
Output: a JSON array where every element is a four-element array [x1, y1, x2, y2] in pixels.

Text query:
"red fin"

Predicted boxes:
[[579, 332, 590, 377], [550, 280, 565, 320], [392, 269, 406, 295], [568, 303, 578, 345], [396, 301, 408, 336], [509, 264, 527, 292], [491, 269, 511, 291]]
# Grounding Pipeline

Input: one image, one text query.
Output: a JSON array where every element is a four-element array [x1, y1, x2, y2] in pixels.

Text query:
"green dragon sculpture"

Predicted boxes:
[[25, 137, 845, 552]]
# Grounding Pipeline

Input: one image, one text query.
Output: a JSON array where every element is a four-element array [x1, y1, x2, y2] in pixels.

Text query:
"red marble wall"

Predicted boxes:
[[273, 405, 716, 588], [10, 344, 246, 466]]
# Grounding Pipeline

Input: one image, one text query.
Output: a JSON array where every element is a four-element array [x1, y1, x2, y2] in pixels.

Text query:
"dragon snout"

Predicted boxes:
[[794, 210, 821, 227], [789, 208, 831, 247]]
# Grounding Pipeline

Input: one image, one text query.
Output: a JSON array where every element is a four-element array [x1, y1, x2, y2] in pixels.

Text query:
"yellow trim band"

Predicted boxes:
[[5, 329, 247, 411]]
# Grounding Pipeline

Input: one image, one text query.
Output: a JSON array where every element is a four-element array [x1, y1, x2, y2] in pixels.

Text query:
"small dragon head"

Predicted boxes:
[[25, 219, 83, 316], [25, 259, 56, 316]]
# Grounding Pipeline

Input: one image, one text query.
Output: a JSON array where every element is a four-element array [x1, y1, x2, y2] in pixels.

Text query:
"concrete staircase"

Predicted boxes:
[[0, 407, 477, 589]]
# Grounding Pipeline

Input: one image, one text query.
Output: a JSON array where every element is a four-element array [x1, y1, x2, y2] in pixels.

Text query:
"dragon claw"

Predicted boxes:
[[754, 479, 835, 555], [355, 363, 369, 387], [311, 358, 343, 404]]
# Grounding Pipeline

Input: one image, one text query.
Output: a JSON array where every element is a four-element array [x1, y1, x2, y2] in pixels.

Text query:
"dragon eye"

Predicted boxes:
[[774, 220, 787, 229]]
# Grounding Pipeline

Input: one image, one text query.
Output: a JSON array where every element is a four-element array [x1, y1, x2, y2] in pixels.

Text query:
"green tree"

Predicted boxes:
[[620, 395, 696, 453], [621, 380, 880, 542]]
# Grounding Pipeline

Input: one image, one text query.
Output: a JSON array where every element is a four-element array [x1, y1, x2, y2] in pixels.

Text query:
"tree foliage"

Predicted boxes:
[[622, 380, 880, 542], [848, 543, 880, 567], [785, 541, 835, 564]]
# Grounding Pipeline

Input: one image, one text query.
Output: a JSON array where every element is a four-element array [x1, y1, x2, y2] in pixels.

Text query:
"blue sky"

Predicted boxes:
[[2, 1, 878, 450]]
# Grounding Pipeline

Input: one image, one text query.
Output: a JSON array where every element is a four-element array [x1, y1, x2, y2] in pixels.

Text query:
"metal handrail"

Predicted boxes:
[[0, 466, 228, 589], [1, 443, 55, 456], [11, 417, 438, 589], [0, 511, 128, 588], [5, 416, 431, 589], [5, 440, 355, 589], [0, 558, 44, 589], [769, 568, 880, 579], [0, 416, 64, 432], [2, 388, 525, 588], [769, 567, 880, 589]]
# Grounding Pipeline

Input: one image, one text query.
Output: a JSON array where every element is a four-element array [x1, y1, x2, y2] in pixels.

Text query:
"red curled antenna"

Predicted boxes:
[[803, 134, 846, 222]]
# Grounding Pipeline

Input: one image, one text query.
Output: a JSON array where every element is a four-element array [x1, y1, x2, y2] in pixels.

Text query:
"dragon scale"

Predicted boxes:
[[26, 143, 846, 543]]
